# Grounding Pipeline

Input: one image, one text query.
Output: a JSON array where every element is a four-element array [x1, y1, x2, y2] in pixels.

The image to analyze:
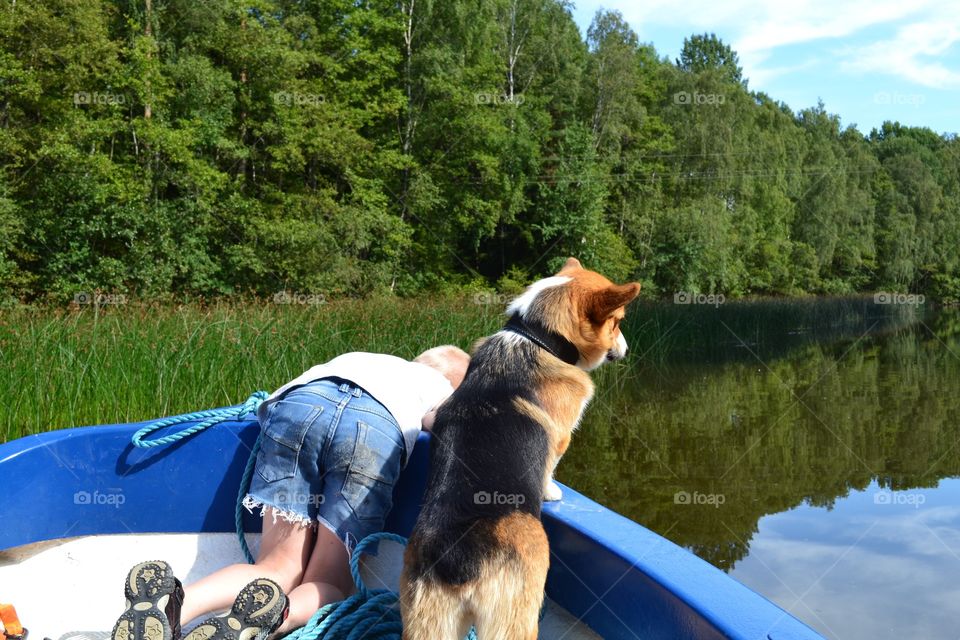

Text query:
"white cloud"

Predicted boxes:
[[840, 14, 960, 89], [746, 57, 821, 87], [575, 0, 959, 90], [731, 0, 932, 54]]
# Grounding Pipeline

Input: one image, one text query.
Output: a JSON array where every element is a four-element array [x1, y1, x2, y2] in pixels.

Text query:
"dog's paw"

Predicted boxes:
[[544, 481, 563, 501]]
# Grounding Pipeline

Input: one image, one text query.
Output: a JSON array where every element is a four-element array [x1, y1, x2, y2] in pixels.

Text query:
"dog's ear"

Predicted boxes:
[[560, 257, 582, 272], [586, 283, 641, 324]]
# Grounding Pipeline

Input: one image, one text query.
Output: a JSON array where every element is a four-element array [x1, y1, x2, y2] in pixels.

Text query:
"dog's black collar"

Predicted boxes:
[[503, 313, 580, 366]]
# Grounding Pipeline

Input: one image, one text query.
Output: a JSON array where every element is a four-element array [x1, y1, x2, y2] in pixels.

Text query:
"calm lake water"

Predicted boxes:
[[557, 297, 960, 640]]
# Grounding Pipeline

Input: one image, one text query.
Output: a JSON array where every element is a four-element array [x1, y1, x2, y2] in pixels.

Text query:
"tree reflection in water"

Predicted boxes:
[[558, 297, 959, 571]]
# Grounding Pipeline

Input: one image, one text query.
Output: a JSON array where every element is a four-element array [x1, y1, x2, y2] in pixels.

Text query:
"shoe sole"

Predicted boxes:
[[111, 561, 179, 640], [183, 579, 287, 640]]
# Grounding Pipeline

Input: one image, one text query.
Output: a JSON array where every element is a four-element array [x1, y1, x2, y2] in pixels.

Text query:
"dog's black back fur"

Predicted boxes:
[[406, 334, 550, 585]]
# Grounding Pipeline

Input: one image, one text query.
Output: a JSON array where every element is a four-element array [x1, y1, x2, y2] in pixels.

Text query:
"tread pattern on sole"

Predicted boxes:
[[183, 579, 288, 640], [111, 561, 183, 640]]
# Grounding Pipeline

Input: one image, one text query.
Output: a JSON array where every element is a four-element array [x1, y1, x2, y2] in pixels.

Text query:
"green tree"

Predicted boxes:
[[677, 33, 743, 85], [0, 0, 958, 302]]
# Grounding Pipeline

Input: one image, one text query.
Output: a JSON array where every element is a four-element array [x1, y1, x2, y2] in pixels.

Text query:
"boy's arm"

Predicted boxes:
[[421, 407, 439, 431], [421, 395, 451, 432]]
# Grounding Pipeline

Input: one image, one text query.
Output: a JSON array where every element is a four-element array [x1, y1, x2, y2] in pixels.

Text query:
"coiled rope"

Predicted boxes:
[[286, 532, 479, 640]]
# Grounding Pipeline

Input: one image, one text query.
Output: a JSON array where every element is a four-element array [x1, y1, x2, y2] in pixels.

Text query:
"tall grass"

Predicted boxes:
[[0, 297, 504, 441], [0, 294, 925, 441]]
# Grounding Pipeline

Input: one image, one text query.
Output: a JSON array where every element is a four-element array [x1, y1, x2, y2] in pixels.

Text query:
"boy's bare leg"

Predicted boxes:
[[273, 523, 354, 635], [180, 511, 314, 625]]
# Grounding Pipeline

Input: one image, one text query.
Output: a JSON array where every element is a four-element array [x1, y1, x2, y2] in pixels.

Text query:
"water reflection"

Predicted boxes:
[[557, 300, 960, 639], [730, 481, 960, 639]]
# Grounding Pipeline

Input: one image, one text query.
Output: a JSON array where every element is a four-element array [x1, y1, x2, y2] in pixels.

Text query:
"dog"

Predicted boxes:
[[400, 257, 641, 640]]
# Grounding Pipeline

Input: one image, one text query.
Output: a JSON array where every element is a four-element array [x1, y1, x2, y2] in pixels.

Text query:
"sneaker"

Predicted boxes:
[[111, 561, 185, 640], [182, 579, 288, 640]]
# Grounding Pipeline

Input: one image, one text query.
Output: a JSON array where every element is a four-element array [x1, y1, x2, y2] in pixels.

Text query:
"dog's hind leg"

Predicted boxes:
[[400, 576, 471, 640], [471, 514, 549, 640], [471, 565, 545, 640]]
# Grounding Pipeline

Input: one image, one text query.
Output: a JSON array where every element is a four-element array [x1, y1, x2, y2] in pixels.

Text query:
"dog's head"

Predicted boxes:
[[506, 257, 641, 371]]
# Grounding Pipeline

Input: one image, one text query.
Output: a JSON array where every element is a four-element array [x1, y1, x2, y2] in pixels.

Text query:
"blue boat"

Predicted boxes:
[[0, 404, 824, 640]]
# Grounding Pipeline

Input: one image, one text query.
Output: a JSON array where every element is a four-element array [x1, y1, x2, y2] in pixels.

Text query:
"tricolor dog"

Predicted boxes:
[[400, 258, 641, 640]]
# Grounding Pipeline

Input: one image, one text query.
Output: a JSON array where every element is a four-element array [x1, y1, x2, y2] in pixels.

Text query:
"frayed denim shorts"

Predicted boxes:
[[243, 377, 405, 552]]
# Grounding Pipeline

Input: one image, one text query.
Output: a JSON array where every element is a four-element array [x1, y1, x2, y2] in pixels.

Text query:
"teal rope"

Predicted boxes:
[[131, 392, 268, 448], [285, 532, 478, 640], [236, 433, 262, 564], [130, 391, 268, 563]]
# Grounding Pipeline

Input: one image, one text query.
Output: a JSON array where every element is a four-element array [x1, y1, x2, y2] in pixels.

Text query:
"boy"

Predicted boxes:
[[111, 345, 471, 640]]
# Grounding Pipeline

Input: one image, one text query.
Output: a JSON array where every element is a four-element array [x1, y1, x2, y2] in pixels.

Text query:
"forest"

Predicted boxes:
[[1, 0, 958, 302]]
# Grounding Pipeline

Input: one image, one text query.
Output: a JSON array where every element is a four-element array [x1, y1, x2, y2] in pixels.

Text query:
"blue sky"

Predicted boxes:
[[570, 1, 960, 136]]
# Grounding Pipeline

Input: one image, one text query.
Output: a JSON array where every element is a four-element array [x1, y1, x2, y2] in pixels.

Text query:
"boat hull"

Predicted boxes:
[[0, 412, 823, 639]]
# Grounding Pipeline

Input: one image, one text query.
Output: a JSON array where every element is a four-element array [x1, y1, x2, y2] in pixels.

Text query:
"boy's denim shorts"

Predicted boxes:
[[243, 377, 405, 552]]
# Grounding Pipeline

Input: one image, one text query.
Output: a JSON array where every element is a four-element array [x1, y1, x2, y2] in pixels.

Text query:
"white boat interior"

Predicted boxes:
[[0, 532, 601, 640]]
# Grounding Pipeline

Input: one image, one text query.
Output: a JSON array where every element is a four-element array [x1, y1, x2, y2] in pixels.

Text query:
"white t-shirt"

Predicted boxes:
[[258, 352, 454, 458]]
